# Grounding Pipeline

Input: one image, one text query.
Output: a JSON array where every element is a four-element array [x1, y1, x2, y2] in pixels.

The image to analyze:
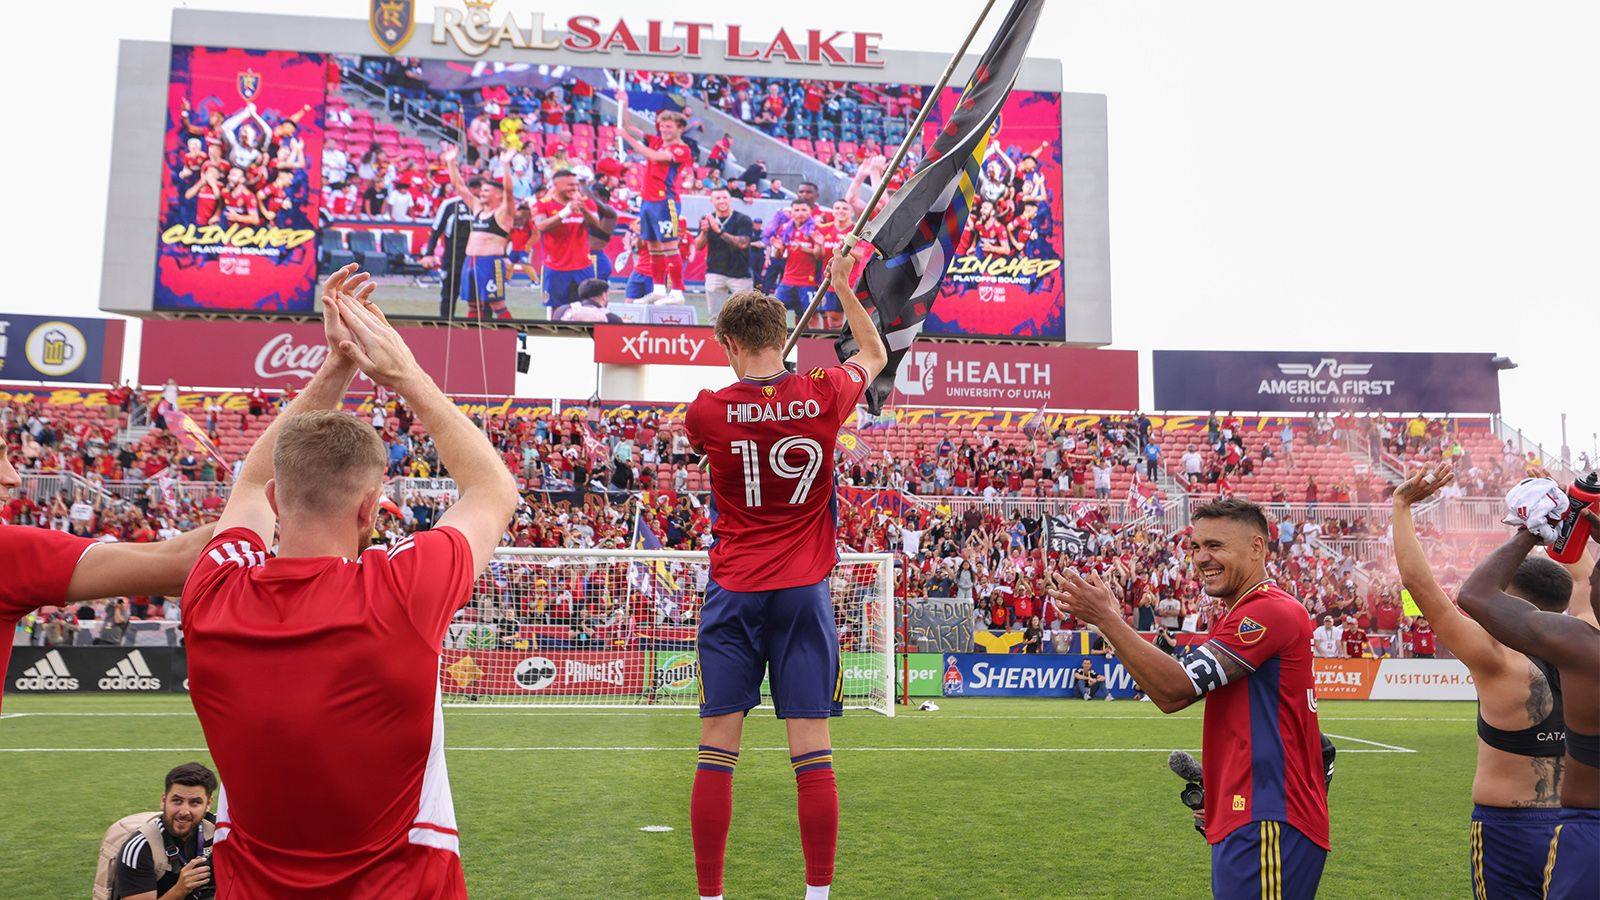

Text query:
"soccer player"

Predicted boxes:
[[1460, 506, 1600, 900], [582, 163, 622, 282], [772, 200, 823, 322], [533, 169, 602, 311], [814, 200, 856, 331], [1392, 463, 1585, 897], [615, 91, 693, 303], [683, 246, 886, 900], [0, 443, 213, 714], [180, 265, 519, 897], [1050, 498, 1329, 899], [443, 145, 517, 319]]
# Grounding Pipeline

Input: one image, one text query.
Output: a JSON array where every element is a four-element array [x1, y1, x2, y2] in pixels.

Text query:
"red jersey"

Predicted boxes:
[[684, 363, 868, 591], [223, 187, 258, 223], [1198, 582, 1329, 850], [183, 527, 475, 898], [1342, 625, 1368, 659], [643, 136, 692, 203], [535, 197, 596, 271], [259, 184, 290, 218], [778, 220, 821, 287], [195, 186, 222, 225], [0, 525, 95, 711], [181, 150, 207, 172], [1414, 626, 1436, 655]]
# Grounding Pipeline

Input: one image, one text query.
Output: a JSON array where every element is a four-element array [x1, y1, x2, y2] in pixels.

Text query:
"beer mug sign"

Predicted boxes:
[[25, 321, 87, 378]]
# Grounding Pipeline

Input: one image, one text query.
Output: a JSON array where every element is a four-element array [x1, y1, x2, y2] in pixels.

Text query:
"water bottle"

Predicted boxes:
[[1549, 471, 1600, 564]]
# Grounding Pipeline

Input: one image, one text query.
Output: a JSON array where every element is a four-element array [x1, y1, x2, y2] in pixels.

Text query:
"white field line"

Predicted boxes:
[[1321, 732, 1417, 753]]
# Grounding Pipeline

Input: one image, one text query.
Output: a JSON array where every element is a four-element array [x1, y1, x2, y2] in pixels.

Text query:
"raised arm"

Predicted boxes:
[[1390, 464, 1506, 672], [442, 146, 478, 212], [586, 181, 619, 229], [329, 297, 518, 575], [828, 245, 886, 383], [1557, 508, 1599, 628], [1459, 530, 1600, 668], [212, 264, 370, 544]]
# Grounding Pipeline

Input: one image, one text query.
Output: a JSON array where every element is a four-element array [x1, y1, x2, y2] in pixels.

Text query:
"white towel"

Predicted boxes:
[[1503, 477, 1569, 544]]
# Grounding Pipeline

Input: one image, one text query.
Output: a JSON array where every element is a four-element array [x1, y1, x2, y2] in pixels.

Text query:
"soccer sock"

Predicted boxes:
[[485, 299, 511, 319], [648, 249, 670, 292], [692, 745, 739, 898], [792, 749, 838, 889], [663, 250, 686, 291]]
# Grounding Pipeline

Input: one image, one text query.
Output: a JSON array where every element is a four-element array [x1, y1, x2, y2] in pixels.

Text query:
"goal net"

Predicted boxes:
[[438, 548, 897, 716]]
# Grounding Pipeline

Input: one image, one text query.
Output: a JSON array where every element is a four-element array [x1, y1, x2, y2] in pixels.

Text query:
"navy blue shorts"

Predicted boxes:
[[697, 576, 841, 719], [818, 290, 842, 313], [639, 199, 679, 242], [1544, 807, 1600, 899], [1211, 821, 1326, 900], [593, 251, 613, 283], [460, 255, 507, 303], [774, 283, 812, 315], [625, 270, 654, 300], [543, 264, 596, 308], [1471, 804, 1561, 899]]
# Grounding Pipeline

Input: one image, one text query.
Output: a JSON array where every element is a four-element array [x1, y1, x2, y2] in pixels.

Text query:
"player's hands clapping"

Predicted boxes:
[[1392, 462, 1454, 508], [1047, 570, 1120, 629], [324, 288, 421, 390]]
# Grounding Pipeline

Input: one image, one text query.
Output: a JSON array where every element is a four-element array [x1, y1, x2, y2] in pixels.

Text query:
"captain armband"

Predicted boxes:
[[1182, 645, 1230, 697]]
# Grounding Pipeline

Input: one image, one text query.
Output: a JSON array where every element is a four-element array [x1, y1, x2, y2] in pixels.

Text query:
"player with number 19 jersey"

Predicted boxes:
[[686, 362, 866, 593]]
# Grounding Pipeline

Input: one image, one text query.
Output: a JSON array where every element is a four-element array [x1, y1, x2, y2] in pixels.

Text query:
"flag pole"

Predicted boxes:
[[779, 0, 1000, 359]]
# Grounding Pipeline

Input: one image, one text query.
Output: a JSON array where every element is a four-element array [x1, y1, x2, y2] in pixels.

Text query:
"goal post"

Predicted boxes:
[[438, 548, 897, 717]]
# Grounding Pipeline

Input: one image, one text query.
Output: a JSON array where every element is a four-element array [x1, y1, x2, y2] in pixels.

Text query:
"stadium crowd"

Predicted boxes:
[[6, 376, 1531, 660]]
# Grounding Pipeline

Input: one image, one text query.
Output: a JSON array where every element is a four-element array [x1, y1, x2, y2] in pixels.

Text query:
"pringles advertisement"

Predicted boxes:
[[153, 47, 325, 313], [923, 89, 1065, 340]]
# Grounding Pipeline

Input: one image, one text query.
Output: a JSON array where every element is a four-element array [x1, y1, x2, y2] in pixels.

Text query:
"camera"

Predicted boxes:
[[190, 849, 215, 900]]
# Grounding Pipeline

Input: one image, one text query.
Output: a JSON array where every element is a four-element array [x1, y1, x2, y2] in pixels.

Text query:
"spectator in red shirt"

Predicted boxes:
[[1341, 616, 1369, 659], [1412, 616, 1436, 658]]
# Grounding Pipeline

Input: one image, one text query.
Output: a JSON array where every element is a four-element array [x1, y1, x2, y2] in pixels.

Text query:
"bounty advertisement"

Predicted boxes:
[[154, 47, 325, 313]]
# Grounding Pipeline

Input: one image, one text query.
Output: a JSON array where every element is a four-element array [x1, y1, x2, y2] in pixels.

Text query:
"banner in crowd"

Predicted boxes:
[[139, 319, 516, 393], [593, 325, 728, 367], [936, 652, 1142, 699], [1153, 351, 1503, 413], [1044, 516, 1087, 554], [798, 339, 1137, 410], [1312, 658, 1475, 700], [7, 647, 188, 694], [0, 315, 125, 384], [154, 47, 326, 313], [905, 598, 978, 653]]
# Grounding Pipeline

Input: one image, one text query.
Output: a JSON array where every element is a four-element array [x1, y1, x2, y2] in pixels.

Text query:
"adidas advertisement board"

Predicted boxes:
[[7, 648, 185, 694]]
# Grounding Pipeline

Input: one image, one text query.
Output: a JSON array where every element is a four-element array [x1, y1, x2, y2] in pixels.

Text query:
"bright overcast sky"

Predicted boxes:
[[1, 1, 1594, 462]]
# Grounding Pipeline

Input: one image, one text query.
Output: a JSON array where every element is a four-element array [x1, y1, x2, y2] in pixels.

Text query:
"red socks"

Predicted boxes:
[[792, 749, 838, 888], [692, 746, 738, 897], [694, 746, 837, 895], [664, 250, 686, 291]]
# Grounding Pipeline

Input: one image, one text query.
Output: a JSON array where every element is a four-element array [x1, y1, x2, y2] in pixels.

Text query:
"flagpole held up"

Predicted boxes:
[[779, 0, 1000, 359]]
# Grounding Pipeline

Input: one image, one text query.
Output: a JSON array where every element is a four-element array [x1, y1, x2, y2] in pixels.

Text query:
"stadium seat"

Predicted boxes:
[[791, 138, 814, 156], [345, 231, 388, 275]]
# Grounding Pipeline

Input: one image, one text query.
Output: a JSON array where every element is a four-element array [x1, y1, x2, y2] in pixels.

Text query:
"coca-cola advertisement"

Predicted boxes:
[[139, 319, 515, 394], [438, 649, 648, 696]]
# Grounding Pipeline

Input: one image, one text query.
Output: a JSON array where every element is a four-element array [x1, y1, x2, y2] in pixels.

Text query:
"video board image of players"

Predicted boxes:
[[930, 90, 1065, 340], [308, 55, 1064, 335], [153, 47, 325, 313]]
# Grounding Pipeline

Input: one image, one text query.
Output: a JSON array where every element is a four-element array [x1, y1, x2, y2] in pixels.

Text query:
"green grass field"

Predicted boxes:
[[0, 695, 1477, 899]]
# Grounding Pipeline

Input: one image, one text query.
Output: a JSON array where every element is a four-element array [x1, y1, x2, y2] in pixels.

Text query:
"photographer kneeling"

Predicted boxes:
[[109, 762, 217, 900]]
